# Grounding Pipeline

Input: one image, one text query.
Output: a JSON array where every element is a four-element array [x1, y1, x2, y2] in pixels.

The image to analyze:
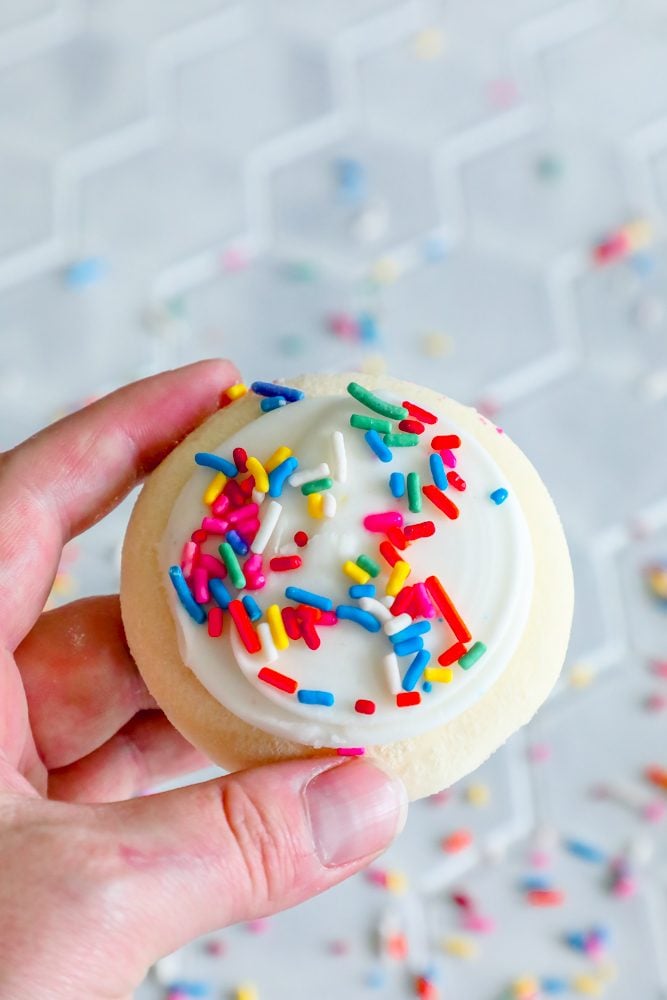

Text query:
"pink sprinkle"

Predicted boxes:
[[337, 747, 366, 756], [650, 659, 667, 678], [462, 912, 495, 934], [246, 917, 269, 933], [244, 554, 263, 575], [180, 541, 198, 577], [245, 574, 266, 591], [201, 516, 229, 534], [319, 611, 338, 626], [328, 311, 359, 339], [646, 692, 667, 712], [366, 867, 388, 886], [528, 743, 551, 763], [229, 503, 259, 525], [642, 800, 666, 823], [612, 876, 637, 897], [222, 245, 249, 271], [212, 493, 230, 518], [414, 582, 435, 619], [441, 449, 457, 468], [199, 554, 228, 578], [529, 849, 552, 869], [363, 511, 404, 532], [236, 519, 260, 544], [192, 567, 209, 604]]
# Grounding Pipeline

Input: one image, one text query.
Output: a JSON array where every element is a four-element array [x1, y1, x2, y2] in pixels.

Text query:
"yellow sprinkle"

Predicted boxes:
[[370, 257, 401, 285], [412, 26, 445, 60], [465, 783, 491, 807], [386, 560, 411, 597], [385, 869, 408, 894], [568, 662, 595, 689], [307, 493, 324, 518], [442, 935, 478, 959], [572, 973, 603, 996], [265, 446, 292, 473], [596, 961, 618, 984], [246, 456, 269, 493], [343, 561, 370, 585], [424, 666, 453, 684], [512, 977, 540, 999], [227, 383, 248, 400], [203, 471, 227, 505], [361, 352, 388, 376], [235, 985, 258, 1000], [624, 218, 652, 252], [267, 604, 289, 651]]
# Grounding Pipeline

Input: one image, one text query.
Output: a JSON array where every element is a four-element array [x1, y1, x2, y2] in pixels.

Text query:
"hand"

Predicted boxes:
[[0, 361, 407, 1000]]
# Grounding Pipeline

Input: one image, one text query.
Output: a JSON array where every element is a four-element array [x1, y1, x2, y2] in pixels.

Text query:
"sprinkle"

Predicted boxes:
[[234, 983, 258, 1000], [331, 430, 347, 483], [390, 586, 415, 617], [336, 605, 382, 632], [257, 622, 278, 662], [233, 447, 248, 472], [564, 838, 607, 864], [301, 477, 333, 496], [646, 765, 667, 790], [270, 555, 302, 572], [350, 583, 375, 598], [192, 567, 210, 603], [359, 597, 392, 622], [195, 452, 237, 477], [265, 446, 292, 472], [413, 582, 435, 618], [442, 936, 478, 959], [397, 691, 421, 707], [364, 511, 404, 532], [181, 541, 198, 577], [251, 380, 304, 402], [398, 419, 424, 434], [447, 472, 466, 491], [267, 456, 298, 498], [425, 576, 471, 642], [365, 429, 393, 462], [379, 540, 401, 567], [308, 493, 324, 518], [441, 449, 457, 468], [281, 607, 301, 640], [429, 453, 447, 489], [219, 542, 246, 589], [297, 608, 321, 650], [490, 488, 509, 505], [228, 599, 260, 653], [386, 560, 411, 597], [458, 642, 486, 670], [298, 689, 334, 706], [201, 517, 229, 535], [347, 381, 408, 421], [527, 889, 564, 907], [258, 665, 296, 693], [384, 613, 414, 636], [407, 473, 422, 513], [285, 587, 333, 612], [350, 414, 392, 432], [423, 485, 459, 519], [226, 383, 248, 401], [337, 747, 365, 756], [242, 595, 262, 622], [403, 400, 437, 424], [289, 463, 330, 487], [387, 526, 408, 549], [355, 699, 376, 714], [384, 433, 419, 447], [229, 503, 259, 525], [260, 396, 286, 412], [424, 666, 453, 683], [209, 577, 232, 609], [227, 530, 249, 556], [294, 530, 309, 547], [267, 604, 289, 651], [251, 501, 282, 554], [203, 472, 227, 505], [438, 641, 468, 665], [389, 472, 405, 498], [403, 649, 430, 690], [383, 651, 402, 693], [246, 457, 269, 493], [442, 829, 473, 853], [342, 560, 369, 585], [394, 636, 425, 658], [323, 492, 337, 518], [207, 607, 224, 637], [169, 566, 206, 624], [431, 434, 461, 450], [389, 620, 431, 644]]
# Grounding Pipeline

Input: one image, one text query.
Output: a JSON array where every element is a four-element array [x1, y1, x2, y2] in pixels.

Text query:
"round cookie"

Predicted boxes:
[[120, 373, 573, 800]]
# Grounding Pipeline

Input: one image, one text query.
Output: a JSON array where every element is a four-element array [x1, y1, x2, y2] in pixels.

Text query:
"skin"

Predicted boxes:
[[0, 361, 406, 1000]]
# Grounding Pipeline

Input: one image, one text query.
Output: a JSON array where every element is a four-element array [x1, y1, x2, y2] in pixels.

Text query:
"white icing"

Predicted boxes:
[[159, 394, 534, 748]]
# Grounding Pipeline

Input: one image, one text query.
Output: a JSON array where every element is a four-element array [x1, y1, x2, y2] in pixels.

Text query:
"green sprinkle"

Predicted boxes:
[[350, 413, 392, 433], [407, 472, 422, 513], [219, 541, 246, 589], [383, 432, 419, 447], [301, 477, 333, 496], [458, 642, 487, 670], [347, 381, 408, 421], [356, 554, 380, 578]]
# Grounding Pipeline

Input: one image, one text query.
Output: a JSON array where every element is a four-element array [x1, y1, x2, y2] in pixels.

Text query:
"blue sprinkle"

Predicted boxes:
[[402, 649, 430, 691], [169, 566, 206, 624], [364, 429, 393, 463], [65, 256, 108, 288], [336, 605, 382, 632], [423, 233, 448, 262], [260, 396, 287, 412], [389, 472, 405, 498], [227, 529, 249, 556], [167, 983, 211, 998], [358, 312, 379, 343], [422, 681, 433, 693], [429, 452, 447, 489], [364, 966, 387, 989], [209, 577, 232, 609], [490, 487, 509, 505], [393, 636, 425, 657], [564, 838, 607, 864], [268, 456, 299, 497], [541, 978, 569, 995], [592, 924, 611, 944], [298, 689, 335, 706], [195, 452, 237, 477], [349, 583, 376, 599], [336, 158, 367, 206], [521, 875, 553, 892], [389, 620, 432, 645], [564, 930, 587, 952], [251, 380, 304, 402], [285, 586, 333, 612], [242, 595, 262, 622]]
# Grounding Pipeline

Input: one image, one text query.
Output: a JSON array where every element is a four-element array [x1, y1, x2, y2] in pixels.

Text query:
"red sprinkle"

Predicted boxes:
[[223, 480, 245, 506], [281, 607, 301, 640], [297, 608, 321, 650], [391, 586, 415, 617], [527, 889, 565, 907], [228, 599, 261, 653], [355, 699, 376, 715], [423, 485, 460, 520], [294, 530, 309, 548], [447, 472, 467, 491], [386, 526, 408, 549], [258, 666, 298, 694], [233, 447, 248, 473], [404, 520, 435, 540], [451, 892, 475, 911], [240, 475, 256, 497], [270, 555, 302, 572], [438, 640, 468, 665], [403, 400, 437, 425], [398, 418, 425, 434], [425, 576, 471, 643], [207, 607, 223, 638], [191, 528, 208, 544], [396, 691, 421, 707], [431, 434, 461, 450], [379, 540, 401, 567]]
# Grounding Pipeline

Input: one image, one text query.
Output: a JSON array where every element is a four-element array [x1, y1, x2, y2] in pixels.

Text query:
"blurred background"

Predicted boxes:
[[1, 0, 667, 998]]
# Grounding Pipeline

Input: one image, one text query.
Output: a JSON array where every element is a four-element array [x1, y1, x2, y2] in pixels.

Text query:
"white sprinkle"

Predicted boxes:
[[252, 489, 266, 506], [383, 613, 412, 636], [257, 622, 278, 663], [323, 492, 337, 518], [383, 651, 402, 695], [331, 430, 347, 483], [359, 597, 392, 622], [251, 500, 282, 554], [382, 594, 395, 608], [289, 463, 330, 487]]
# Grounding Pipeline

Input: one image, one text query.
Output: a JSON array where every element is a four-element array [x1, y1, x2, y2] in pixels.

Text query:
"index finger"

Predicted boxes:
[[0, 359, 240, 649]]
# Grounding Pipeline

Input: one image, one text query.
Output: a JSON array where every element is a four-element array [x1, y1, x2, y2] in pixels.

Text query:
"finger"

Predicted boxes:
[[15, 595, 155, 770], [91, 758, 407, 968], [47, 710, 209, 803], [0, 358, 240, 649]]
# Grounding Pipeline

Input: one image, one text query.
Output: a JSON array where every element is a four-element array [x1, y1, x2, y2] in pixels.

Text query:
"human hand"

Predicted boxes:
[[1, 361, 407, 999]]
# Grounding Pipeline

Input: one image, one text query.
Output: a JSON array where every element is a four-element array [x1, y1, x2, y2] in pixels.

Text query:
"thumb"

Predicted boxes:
[[94, 756, 407, 964]]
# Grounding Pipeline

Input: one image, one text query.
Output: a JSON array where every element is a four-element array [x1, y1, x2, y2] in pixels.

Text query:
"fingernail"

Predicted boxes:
[[304, 760, 408, 868]]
